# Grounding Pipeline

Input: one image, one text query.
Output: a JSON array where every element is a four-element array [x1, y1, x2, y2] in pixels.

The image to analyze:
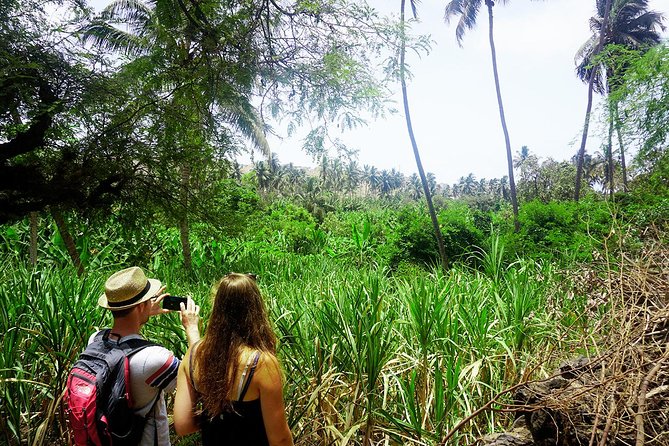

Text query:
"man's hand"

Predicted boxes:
[[180, 297, 201, 346], [148, 286, 170, 316]]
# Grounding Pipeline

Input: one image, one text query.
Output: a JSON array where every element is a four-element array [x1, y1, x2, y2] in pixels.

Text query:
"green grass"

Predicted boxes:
[[0, 226, 590, 445]]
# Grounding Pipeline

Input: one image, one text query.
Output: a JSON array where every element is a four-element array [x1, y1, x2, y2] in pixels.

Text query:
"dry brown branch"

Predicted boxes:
[[635, 343, 669, 446], [588, 364, 607, 446], [480, 231, 669, 446]]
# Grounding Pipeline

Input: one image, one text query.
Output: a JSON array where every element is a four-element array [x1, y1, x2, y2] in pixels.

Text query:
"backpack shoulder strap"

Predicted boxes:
[[91, 328, 109, 343], [120, 337, 159, 357], [82, 336, 157, 370]]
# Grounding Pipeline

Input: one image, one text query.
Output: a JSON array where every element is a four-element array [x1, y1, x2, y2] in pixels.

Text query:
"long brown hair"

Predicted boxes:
[[194, 273, 277, 416]]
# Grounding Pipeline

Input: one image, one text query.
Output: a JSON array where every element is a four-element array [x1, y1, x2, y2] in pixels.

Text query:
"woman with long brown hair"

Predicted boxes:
[[174, 273, 293, 445]]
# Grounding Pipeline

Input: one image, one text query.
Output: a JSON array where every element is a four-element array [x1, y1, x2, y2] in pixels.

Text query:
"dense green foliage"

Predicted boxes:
[[0, 212, 591, 445], [616, 45, 669, 197], [1, 0, 414, 224], [4, 184, 667, 445], [2, 0, 669, 445]]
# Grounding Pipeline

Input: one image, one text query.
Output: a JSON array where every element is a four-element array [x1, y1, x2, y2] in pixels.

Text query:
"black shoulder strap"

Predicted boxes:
[[82, 333, 158, 368], [92, 329, 109, 342], [238, 351, 261, 401], [97, 329, 159, 357], [120, 337, 159, 357]]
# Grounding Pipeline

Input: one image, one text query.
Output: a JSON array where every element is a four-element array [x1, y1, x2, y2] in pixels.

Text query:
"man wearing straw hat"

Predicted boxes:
[[95, 266, 201, 446]]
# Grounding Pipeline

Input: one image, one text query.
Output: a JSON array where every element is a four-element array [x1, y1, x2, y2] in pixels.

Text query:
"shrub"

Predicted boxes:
[[438, 202, 485, 263], [254, 202, 318, 253], [509, 199, 611, 261], [395, 206, 439, 266]]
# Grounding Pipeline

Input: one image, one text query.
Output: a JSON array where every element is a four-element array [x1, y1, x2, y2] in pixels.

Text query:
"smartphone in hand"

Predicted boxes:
[[162, 295, 188, 311]]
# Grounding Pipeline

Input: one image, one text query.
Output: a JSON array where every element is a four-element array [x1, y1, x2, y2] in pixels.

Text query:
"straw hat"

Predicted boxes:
[[98, 267, 162, 310]]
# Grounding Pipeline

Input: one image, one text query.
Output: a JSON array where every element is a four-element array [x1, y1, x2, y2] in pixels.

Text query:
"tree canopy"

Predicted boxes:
[[0, 0, 403, 224]]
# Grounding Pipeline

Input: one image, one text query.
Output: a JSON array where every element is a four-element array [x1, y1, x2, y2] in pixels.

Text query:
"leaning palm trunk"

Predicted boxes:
[[607, 108, 615, 198], [486, 0, 519, 232], [400, 0, 448, 272], [613, 103, 628, 191], [51, 208, 84, 277], [575, 0, 613, 201]]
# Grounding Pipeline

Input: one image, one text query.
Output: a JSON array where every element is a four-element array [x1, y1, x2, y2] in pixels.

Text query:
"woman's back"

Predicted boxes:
[[200, 399, 267, 445], [174, 273, 293, 446], [189, 345, 269, 446]]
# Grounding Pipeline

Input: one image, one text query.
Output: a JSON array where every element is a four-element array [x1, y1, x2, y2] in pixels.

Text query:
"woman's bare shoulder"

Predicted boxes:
[[254, 351, 282, 384], [257, 350, 278, 363]]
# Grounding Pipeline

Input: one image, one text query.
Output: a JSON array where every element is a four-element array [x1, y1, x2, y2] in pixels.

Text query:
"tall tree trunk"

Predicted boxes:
[[486, 0, 519, 232], [179, 164, 192, 270], [574, 77, 597, 201], [29, 211, 38, 265], [51, 209, 84, 277], [574, 0, 613, 201], [400, 0, 448, 272], [9, 110, 40, 265], [607, 108, 615, 198], [613, 103, 628, 191]]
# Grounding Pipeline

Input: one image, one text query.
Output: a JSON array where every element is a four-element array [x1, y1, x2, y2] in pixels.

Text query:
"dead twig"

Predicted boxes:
[[635, 343, 669, 446]]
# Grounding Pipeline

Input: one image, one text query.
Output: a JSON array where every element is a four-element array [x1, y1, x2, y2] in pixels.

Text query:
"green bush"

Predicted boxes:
[[438, 202, 485, 263], [509, 199, 611, 261], [395, 206, 439, 266], [621, 191, 669, 231], [254, 201, 318, 253]]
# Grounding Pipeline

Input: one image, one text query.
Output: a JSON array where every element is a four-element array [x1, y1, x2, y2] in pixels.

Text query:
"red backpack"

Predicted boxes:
[[65, 330, 156, 446]]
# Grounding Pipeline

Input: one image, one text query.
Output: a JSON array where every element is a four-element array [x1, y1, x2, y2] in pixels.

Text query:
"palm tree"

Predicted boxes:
[[400, 0, 449, 271], [488, 178, 500, 199], [462, 173, 476, 195], [574, 0, 664, 197], [574, 0, 614, 201], [271, 167, 287, 193], [254, 161, 272, 193], [378, 169, 393, 197], [441, 183, 452, 198], [366, 165, 380, 195], [362, 164, 371, 195], [330, 158, 345, 192], [282, 162, 303, 195], [426, 172, 437, 196], [452, 182, 462, 198], [390, 168, 405, 193], [444, 0, 519, 231], [82, 0, 270, 154], [500, 175, 509, 201], [268, 151, 281, 174], [409, 173, 422, 199], [478, 178, 488, 195], [345, 160, 361, 197], [514, 145, 531, 169], [298, 176, 324, 215], [319, 154, 329, 186]]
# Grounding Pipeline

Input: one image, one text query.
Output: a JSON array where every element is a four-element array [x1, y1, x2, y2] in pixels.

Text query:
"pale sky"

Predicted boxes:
[[84, 0, 669, 185], [265, 0, 669, 184]]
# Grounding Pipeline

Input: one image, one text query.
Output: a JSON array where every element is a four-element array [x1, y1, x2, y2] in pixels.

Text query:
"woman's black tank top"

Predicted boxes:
[[189, 345, 268, 445], [200, 399, 268, 445]]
